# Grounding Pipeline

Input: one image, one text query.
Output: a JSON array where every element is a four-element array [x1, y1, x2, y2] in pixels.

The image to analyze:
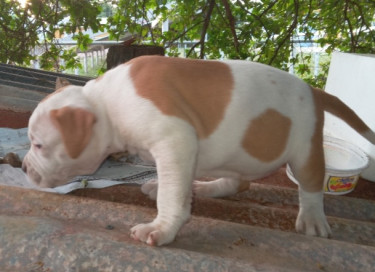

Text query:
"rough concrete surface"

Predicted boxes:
[[0, 177, 374, 271]]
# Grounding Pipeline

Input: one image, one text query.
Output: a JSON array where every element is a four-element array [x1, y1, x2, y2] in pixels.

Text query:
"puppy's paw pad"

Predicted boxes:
[[141, 179, 158, 200], [130, 222, 174, 246]]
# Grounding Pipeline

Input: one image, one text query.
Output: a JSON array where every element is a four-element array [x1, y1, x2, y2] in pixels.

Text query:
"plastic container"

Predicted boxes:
[[286, 136, 369, 195], [324, 52, 375, 182]]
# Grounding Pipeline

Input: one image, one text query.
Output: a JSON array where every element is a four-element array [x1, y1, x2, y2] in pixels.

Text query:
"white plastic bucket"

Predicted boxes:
[[286, 136, 369, 195]]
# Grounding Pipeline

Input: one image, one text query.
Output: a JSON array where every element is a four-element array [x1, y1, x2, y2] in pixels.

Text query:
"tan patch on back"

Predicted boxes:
[[128, 56, 234, 138], [242, 109, 291, 162], [50, 106, 96, 159]]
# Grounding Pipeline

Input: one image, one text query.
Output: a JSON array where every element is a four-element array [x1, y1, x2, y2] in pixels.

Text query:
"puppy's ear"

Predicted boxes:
[[50, 106, 96, 159]]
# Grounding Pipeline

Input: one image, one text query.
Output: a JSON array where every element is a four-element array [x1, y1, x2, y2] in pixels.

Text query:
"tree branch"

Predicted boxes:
[[344, 0, 356, 52], [221, 0, 239, 54], [194, 0, 215, 59], [349, 0, 375, 52], [186, 40, 202, 57], [165, 19, 205, 48], [268, 0, 299, 65], [141, 0, 156, 44], [236, 0, 276, 52]]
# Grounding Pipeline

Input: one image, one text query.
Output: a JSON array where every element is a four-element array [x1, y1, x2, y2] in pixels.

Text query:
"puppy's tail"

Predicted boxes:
[[313, 87, 375, 145]]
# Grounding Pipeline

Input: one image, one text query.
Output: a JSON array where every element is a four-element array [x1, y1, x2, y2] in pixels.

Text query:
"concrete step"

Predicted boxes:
[[0, 184, 374, 271]]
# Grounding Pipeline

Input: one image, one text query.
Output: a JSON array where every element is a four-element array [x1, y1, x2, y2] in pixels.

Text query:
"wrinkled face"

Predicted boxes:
[[22, 87, 107, 188]]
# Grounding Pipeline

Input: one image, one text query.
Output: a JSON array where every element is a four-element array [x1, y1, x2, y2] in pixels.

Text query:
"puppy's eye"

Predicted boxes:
[[34, 144, 42, 149]]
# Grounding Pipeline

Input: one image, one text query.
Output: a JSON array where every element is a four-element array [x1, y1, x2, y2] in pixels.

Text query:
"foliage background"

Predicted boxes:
[[1, 0, 375, 87]]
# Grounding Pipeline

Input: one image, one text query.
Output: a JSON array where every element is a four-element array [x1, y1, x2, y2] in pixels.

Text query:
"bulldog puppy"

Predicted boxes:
[[22, 56, 375, 246]]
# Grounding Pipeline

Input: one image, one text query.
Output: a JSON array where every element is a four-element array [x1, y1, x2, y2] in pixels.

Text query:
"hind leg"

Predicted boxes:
[[193, 178, 249, 198], [142, 177, 249, 199], [295, 187, 331, 237], [289, 138, 331, 238]]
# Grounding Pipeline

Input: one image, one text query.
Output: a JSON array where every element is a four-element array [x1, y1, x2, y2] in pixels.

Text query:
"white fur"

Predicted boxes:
[[24, 58, 333, 246], [296, 189, 331, 237], [193, 178, 243, 198]]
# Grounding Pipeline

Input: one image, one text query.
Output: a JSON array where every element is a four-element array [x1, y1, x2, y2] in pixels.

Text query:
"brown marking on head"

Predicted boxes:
[[294, 87, 326, 193], [128, 56, 234, 138], [50, 106, 96, 159], [242, 109, 291, 162]]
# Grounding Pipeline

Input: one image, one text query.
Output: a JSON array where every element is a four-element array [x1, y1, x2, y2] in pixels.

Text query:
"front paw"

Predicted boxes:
[[296, 210, 332, 238], [130, 220, 177, 246]]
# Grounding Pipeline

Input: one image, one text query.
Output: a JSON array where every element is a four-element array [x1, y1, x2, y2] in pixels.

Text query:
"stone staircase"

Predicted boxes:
[[0, 172, 374, 271]]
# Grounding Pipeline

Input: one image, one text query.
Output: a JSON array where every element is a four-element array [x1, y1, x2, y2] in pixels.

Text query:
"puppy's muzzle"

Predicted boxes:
[[22, 158, 43, 186], [21, 160, 27, 173]]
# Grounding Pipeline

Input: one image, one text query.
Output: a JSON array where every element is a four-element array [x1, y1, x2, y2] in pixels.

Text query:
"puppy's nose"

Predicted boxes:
[[22, 161, 27, 173]]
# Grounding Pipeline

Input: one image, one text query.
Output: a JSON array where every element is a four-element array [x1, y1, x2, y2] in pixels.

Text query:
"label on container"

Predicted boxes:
[[326, 175, 358, 193]]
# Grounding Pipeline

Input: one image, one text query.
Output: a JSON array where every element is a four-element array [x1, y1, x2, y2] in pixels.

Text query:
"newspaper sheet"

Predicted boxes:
[[0, 128, 156, 194]]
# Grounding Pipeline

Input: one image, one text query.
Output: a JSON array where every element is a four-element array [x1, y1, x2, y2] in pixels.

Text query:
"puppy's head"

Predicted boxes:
[[23, 85, 107, 188]]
